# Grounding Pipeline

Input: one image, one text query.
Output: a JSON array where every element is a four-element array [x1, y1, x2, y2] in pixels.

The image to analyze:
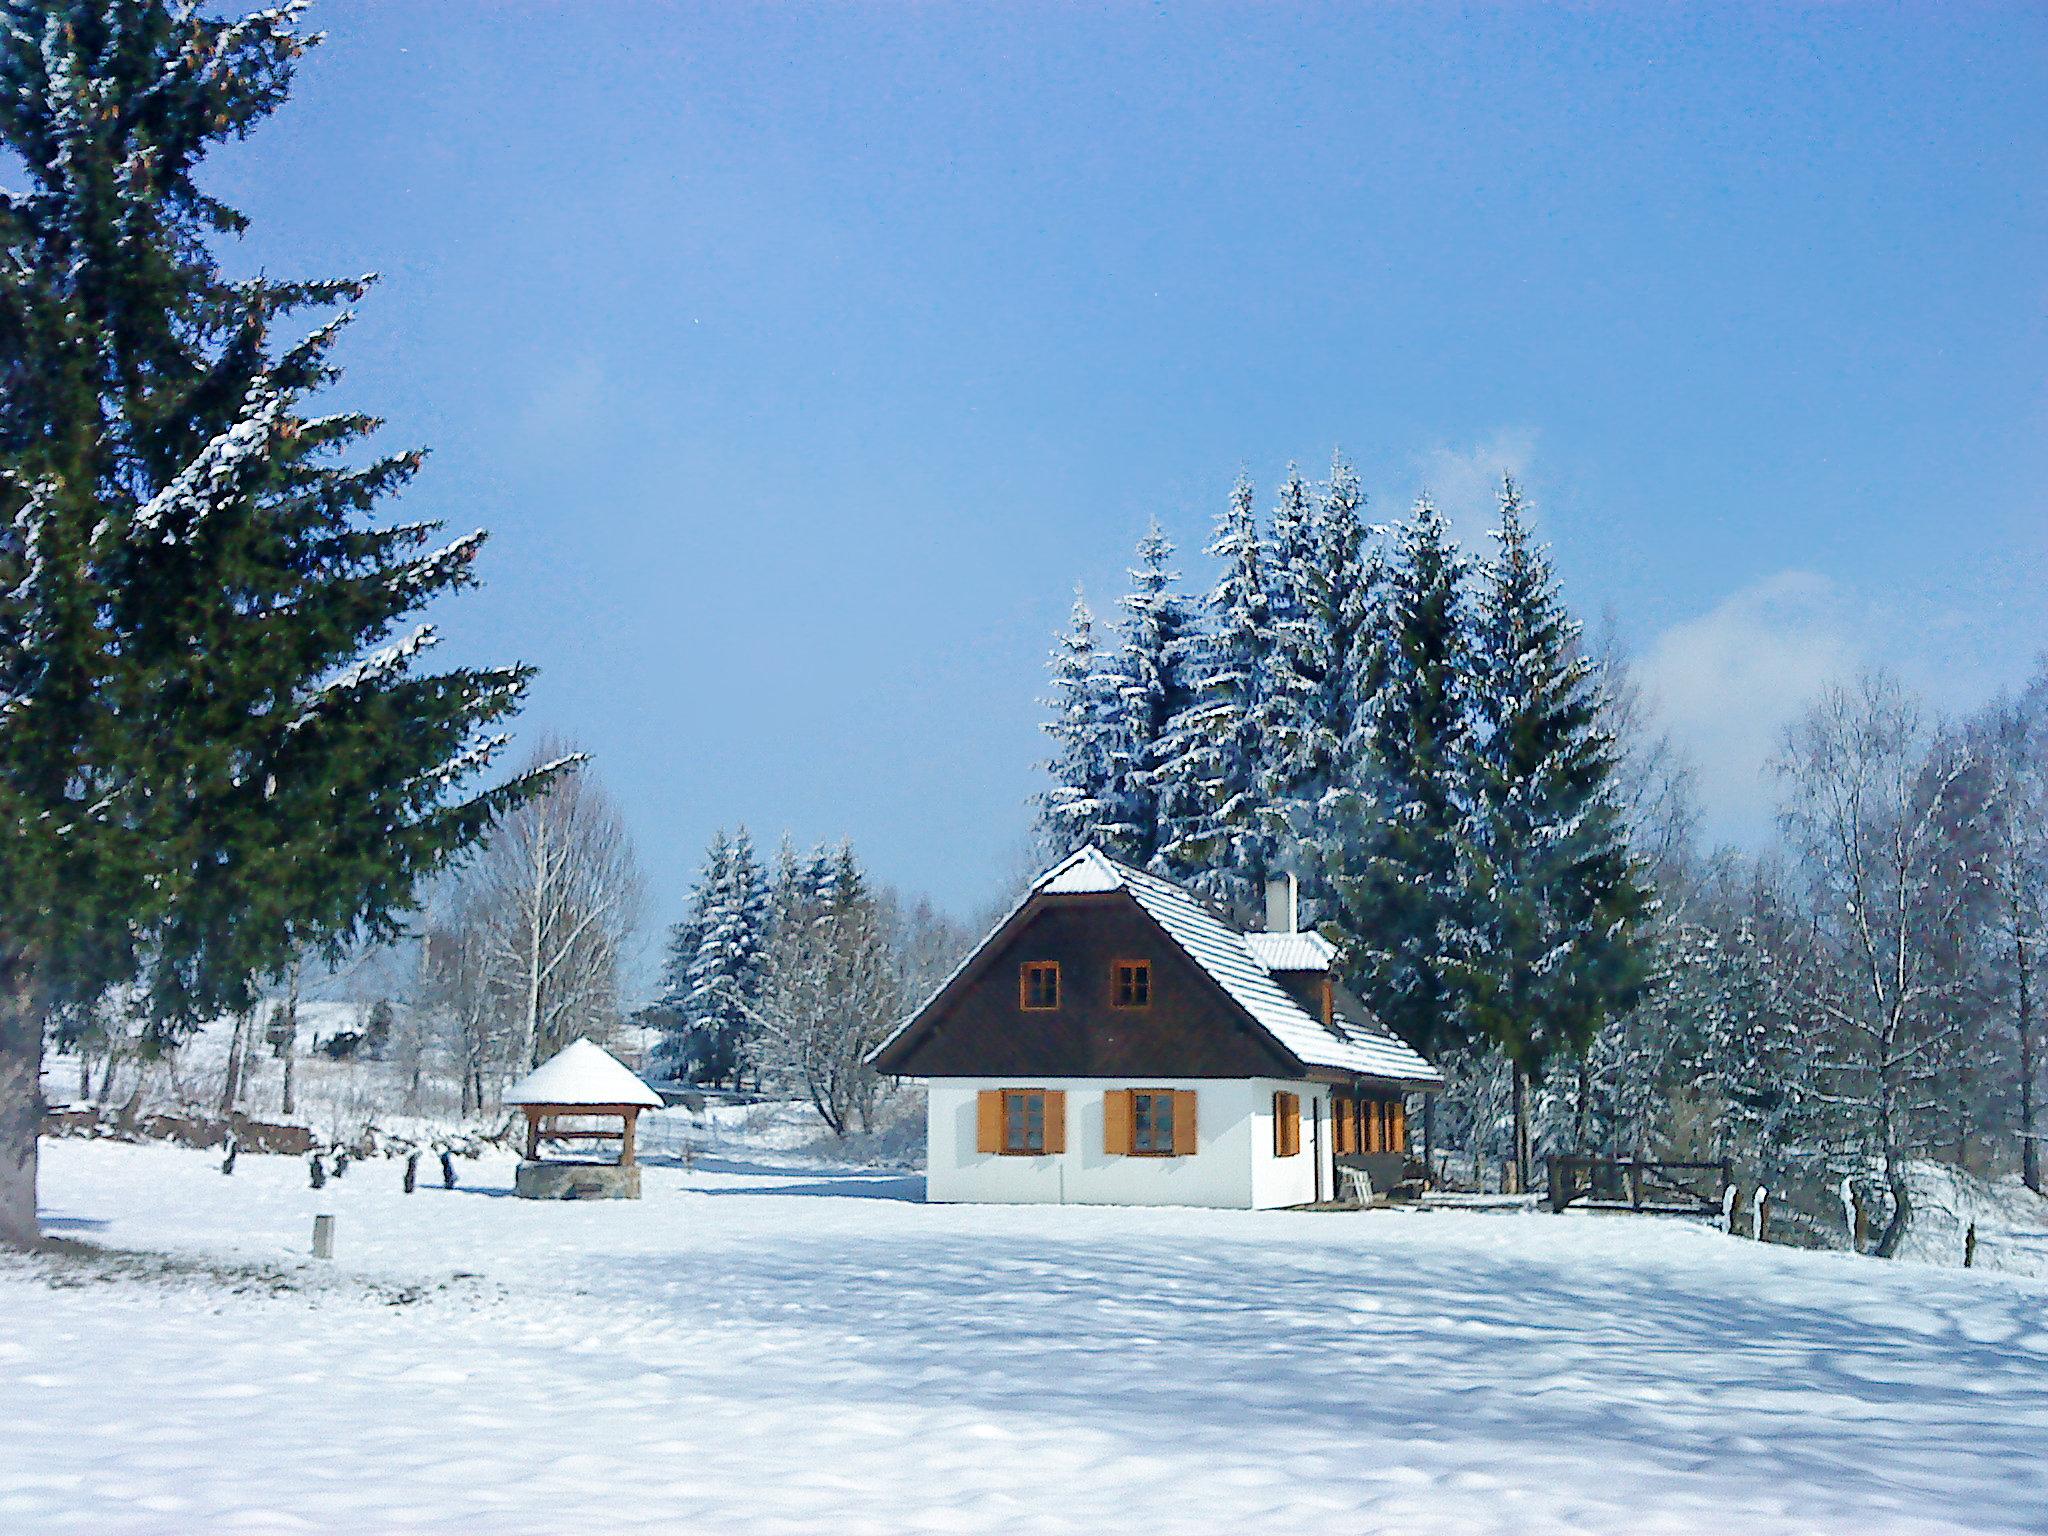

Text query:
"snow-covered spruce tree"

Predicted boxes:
[[681, 828, 770, 1091], [1250, 465, 1317, 847], [1450, 477, 1653, 1193], [1099, 519, 1200, 868], [1036, 588, 1122, 854], [1260, 456, 1383, 915], [1156, 474, 1275, 914], [0, 2, 547, 1247], [1317, 497, 1472, 1172], [651, 840, 715, 1078]]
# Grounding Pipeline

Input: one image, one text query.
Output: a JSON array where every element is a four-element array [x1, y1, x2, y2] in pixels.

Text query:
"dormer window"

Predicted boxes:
[[1020, 961, 1060, 1011], [1112, 959, 1151, 1009]]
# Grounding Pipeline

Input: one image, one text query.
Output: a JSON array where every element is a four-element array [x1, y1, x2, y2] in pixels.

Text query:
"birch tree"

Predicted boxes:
[[1963, 688, 2048, 1190], [468, 742, 641, 1072], [748, 845, 943, 1137], [1774, 671, 1980, 1255]]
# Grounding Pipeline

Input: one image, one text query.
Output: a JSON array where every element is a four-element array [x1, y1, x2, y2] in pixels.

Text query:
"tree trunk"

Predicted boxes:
[[1874, 1058, 1913, 1259], [2018, 928, 2039, 1194], [218, 1009, 249, 1116], [1512, 1065, 1532, 1195], [1422, 1095, 1436, 1187], [280, 962, 300, 1119], [0, 945, 47, 1249], [1875, 1146, 1912, 1258], [1573, 1054, 1591, 1152]]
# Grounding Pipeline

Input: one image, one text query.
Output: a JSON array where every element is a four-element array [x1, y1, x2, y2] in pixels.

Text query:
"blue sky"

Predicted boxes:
[[207, 3, 2046, 938]]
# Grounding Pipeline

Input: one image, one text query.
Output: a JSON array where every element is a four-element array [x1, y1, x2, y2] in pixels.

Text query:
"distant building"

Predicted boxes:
[[870, 846, 1441, 1209]]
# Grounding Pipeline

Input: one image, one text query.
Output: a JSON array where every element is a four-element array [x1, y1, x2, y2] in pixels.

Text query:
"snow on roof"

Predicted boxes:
[[1243, 930, 1338, 971], [504, 1039, 663, 1108], [1069, 850, 1442, 1088], [873, 846, 1440, 1087]]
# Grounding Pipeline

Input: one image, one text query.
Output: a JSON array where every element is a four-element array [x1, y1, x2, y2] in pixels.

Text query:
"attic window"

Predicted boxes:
[[1112, 959, 1151, 1009], [1020, 961, 1060, 1011]]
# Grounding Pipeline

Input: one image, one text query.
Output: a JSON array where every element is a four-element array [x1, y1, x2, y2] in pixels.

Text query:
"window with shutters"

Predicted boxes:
[[1002, 1089, 1048, 1153], [1273, 1091, 1301, 1157], [1019, 961, 1060, 1011], [1111, 959, 1151, 1009], [1130, 1090, 1176, 1154]]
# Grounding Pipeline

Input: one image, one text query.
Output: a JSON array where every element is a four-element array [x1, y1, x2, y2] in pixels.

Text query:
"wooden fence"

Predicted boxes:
[[1546, 1156, 1733, 1216]]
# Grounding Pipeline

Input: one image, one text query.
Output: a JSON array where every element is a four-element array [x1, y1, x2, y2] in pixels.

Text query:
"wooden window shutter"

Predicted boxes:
[[1392, 1099, 1408, 1153], [1043, 1090, 1067, 1154], [976, 1090, 1002, 1154], [1274, 1091, 1300, 1157], [1172, 1090, 1198, 1156], [1103, 1089, 1132, 1155]]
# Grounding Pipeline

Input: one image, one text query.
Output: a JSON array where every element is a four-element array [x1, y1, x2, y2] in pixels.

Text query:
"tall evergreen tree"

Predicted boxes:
[[1261, 455, 1383, 905], [1251, 465, 1318, 855], [1036, 587, 1120, 854], [653, 829, 723, 1078], [1100, 519, 1199, 867], [682, 828, 769, 1090], [0, 2, 545, 1247], [1451, 477, 1653, 1189], [1319, 497, 1473, 1170], [1159, 474, 1274, 910]]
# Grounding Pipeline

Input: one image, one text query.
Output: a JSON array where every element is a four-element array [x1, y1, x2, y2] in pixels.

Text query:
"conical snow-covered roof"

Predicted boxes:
[[504, 1039, 663, 1108]]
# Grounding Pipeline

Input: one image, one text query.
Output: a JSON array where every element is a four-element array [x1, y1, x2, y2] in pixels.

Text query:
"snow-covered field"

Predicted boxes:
[[7, 1131, 2048, 1535]]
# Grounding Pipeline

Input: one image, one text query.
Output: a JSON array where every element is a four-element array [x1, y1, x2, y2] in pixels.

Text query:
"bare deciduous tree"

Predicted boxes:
[[748, 887, 903, 1137], [1962, 690, 2048, 1191], [467, 741, 643, 1072], [1774, 671, 1979, 1256]]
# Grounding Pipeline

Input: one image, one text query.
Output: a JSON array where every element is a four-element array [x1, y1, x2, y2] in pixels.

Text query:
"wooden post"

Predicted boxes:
[[1964, 1222, 1977, 1268], [620, 1108, 638, 1167], [312, 1213, 334, 1260], [524, 1106, 540, 1161]]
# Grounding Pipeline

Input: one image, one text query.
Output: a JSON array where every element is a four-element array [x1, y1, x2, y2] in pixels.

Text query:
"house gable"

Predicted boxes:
[[872, 891, 1301, 1080]]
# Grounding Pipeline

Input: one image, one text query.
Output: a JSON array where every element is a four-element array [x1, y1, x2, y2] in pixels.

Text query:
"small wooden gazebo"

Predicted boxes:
[[503, 1039, 664, 1200]]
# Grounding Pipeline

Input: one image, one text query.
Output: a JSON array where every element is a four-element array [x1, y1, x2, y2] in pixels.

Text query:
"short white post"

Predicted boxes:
[[312, 1213, 335, 1260]]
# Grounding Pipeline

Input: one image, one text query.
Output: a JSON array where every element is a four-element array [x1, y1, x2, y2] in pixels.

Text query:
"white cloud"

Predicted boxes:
[[1638, 571, 1858, 843], [1409, 428, 1540, 542]]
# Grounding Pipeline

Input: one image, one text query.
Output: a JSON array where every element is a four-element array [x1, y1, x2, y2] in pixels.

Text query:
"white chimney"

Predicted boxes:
[[1264, 872, 1298, 935]]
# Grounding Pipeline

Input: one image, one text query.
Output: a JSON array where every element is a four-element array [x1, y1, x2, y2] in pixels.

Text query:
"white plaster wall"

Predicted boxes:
[[925, 1077, 1331, 1210], [1247, 1077, 1334, 1209]]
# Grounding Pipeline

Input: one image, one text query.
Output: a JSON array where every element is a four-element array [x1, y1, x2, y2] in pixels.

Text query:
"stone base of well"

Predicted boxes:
[[514, 1160, 642, 1201]]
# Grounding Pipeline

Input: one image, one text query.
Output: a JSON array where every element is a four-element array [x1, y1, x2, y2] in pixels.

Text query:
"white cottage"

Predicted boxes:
[[869, 846, 1442, 1209]]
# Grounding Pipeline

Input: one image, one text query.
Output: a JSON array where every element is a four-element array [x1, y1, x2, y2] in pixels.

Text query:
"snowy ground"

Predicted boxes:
[[7, 1131, 2048, 1535]]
